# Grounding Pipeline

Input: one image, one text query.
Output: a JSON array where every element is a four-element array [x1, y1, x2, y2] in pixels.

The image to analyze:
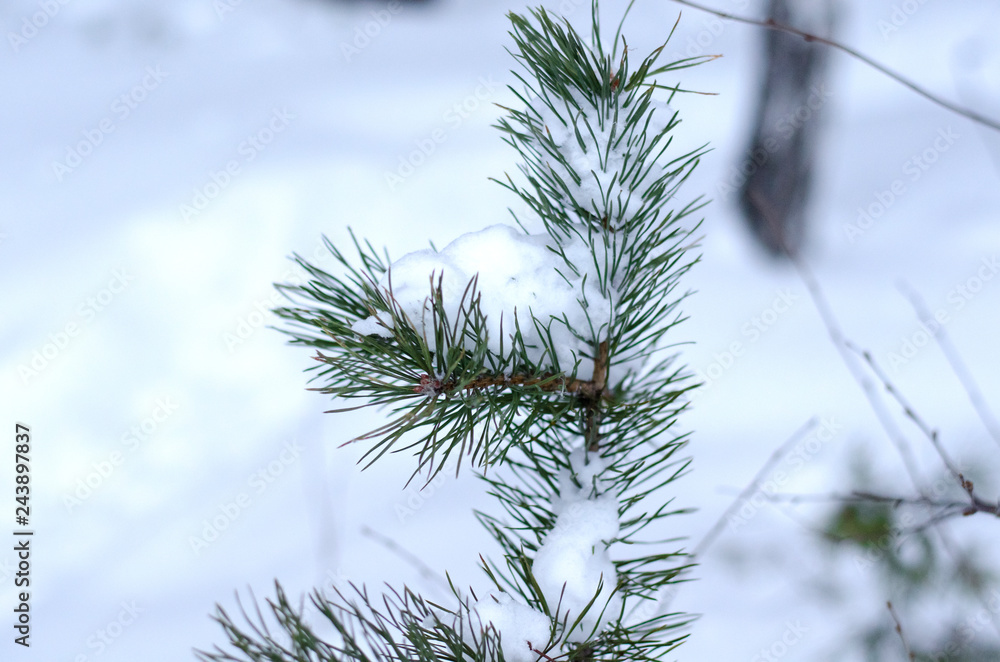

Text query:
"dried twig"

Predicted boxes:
[[887, 601, 916, 661], [761, 490, 999, 524], [360, 525, 451, 594], [846, 343, 1000, 520], [788, 251, 926, 494], [667, 0, 1000, 132], [693, 417, 819, 557], [846, 342, 963, 483], [785, 248, 1000, 639], [897, 281, 1000, 449]]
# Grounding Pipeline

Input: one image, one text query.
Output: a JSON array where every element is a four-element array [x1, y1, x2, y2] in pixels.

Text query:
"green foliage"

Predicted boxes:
[[199, 582, 495, 662], [821, 474, 998, 661], [274, 233, 576, 479]]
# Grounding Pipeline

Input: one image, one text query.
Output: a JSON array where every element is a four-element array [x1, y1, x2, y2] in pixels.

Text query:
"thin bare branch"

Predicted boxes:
[[693, 417, 819, 557], [846, 342, 964, 484], [761, 489, 999, 520], [765, 205, 1000, 639], [897, 281, 1000, 450], [360, 526, 452, 594], [887, 601, 916, 661], [845, 342, 1000, 521], [667, 0, 1000, 132], [787, 250, 926, 495]]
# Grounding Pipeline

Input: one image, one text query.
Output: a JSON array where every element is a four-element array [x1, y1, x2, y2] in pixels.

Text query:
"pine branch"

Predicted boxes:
[[208, 3, 709, 662], [407, 370, 613, 403]]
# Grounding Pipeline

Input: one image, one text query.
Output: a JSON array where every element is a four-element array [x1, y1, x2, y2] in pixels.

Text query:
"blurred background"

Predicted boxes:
[[2, 0, 1000, 659]]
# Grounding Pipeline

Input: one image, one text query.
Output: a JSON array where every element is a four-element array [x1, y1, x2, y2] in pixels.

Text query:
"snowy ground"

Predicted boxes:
[[2, 0, 1000, 660]]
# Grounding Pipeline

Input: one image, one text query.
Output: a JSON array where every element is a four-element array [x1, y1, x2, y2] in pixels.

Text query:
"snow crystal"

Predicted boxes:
[[533, 449, 621, 638], [352, 224, 613, 376], [471, 592, 551, 662]]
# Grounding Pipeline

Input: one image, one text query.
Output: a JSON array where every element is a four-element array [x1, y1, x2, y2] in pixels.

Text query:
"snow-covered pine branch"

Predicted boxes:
[[202, 3, 709, 662]]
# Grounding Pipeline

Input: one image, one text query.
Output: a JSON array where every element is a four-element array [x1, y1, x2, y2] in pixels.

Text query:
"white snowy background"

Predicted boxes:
[[2, 0, 999, 660]]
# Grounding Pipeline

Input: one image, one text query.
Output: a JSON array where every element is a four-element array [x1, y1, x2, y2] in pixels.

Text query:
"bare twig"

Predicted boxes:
[[761, 489, 999, 523], [846, 343, 1000, 520], [403, 370, 615, 403], [667, 0, 1000, 132], [763, 200, 1000, 637], [846, 342, 964, 484], [693, 417, 819, 557], [360, 526, 452, 594], [628, 419, 819, 624], [887, 601, 916, 661], [788, 251, 926, 494], [897, 281, 1000, 449]]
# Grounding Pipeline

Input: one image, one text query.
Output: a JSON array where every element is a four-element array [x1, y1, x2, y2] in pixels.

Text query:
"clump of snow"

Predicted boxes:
[[468, 449, 622, 652], [470, 592, 551, 662], [351, 224, 613, 376], [529, 88, 675, 228], [533, 448, 622, 638], [551, 447, 613, 511], [349, 315, 389, 337]]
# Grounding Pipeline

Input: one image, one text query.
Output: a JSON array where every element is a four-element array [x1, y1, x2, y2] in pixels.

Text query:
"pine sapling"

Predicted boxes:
[[199, 3, 711, 662]]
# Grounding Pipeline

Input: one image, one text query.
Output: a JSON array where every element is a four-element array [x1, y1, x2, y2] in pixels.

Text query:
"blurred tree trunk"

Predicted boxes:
[[739, 0, 835, 257]]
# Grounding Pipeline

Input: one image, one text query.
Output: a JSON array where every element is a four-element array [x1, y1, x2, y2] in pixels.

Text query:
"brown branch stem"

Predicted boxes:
[[412, 369, 613, 403], [887, 601, 916, 662], [585, 341, 610, 452]]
